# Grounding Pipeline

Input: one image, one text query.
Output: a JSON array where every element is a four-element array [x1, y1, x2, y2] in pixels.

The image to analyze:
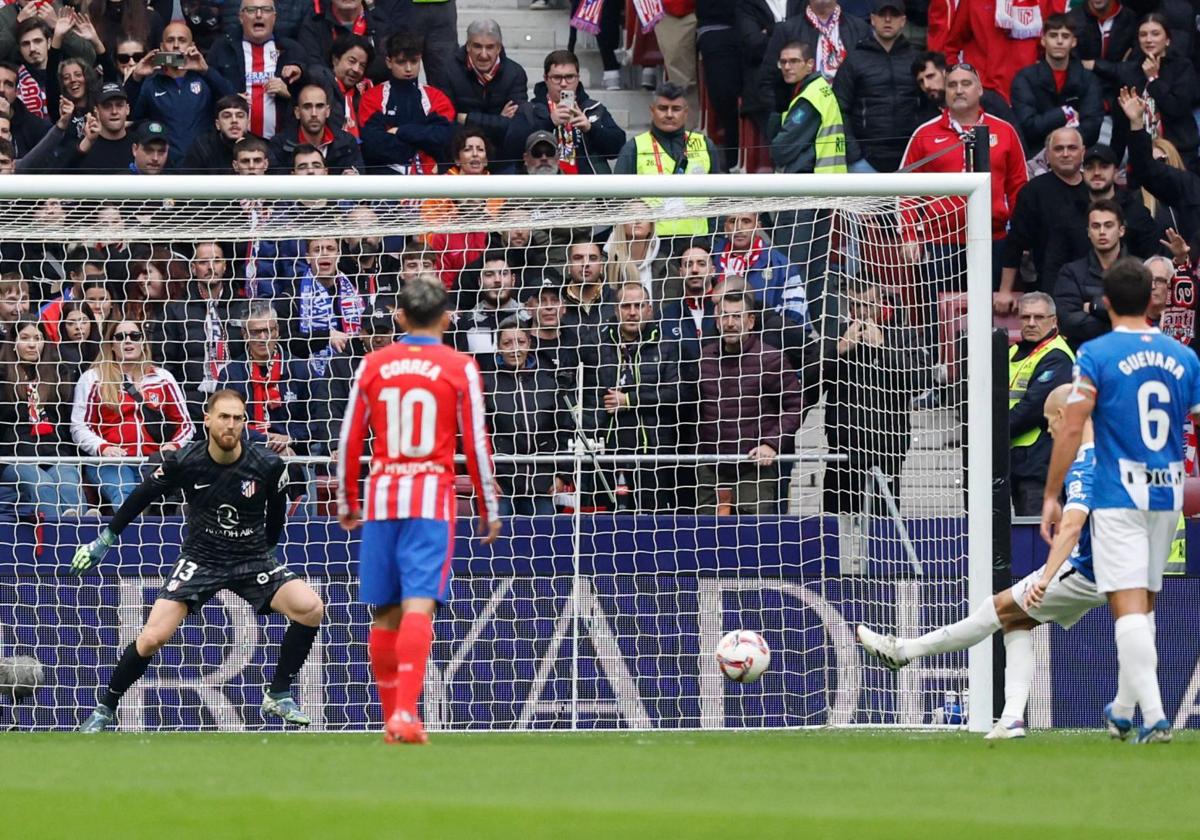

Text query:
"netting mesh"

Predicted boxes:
[[0, 182, 977, 731]]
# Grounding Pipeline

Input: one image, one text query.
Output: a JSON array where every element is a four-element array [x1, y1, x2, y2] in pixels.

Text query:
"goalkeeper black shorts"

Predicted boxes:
[[155, 555, 298, 615]]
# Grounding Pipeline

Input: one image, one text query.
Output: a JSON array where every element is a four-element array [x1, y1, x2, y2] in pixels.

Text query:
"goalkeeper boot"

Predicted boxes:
[[1133, 718, 1172, 745], [856, 625, 909, 671], [78, 704, 115, 734], [983, 719, 1026, 740], [261, 692, 311, 727], [1103, 702, 1133, 741], [384, 710, 428, 745]]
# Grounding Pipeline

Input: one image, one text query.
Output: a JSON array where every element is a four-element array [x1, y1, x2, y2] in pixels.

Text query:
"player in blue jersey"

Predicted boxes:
[[1042, 257, 1200, 744], [859, 384, 1106, 738]]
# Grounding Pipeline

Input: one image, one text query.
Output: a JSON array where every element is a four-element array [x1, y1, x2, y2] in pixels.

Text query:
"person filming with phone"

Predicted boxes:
[[513, 49, 625, 175], [124, 20, 236, 163]]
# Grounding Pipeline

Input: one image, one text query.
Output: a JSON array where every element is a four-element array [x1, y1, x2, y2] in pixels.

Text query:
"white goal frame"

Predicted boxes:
[[0, 172, 993, 732]]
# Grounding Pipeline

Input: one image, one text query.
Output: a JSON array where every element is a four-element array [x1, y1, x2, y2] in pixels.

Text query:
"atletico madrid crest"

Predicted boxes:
[[190, 81, 202, 95], [241, 480, 257, 497]]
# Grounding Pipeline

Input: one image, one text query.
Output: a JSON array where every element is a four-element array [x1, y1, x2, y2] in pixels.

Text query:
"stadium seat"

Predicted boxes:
[[455, 474, 475, 519], [737, 113, 772, 174]]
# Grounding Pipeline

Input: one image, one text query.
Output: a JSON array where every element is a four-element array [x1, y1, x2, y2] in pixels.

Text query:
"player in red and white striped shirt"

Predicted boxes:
[[336, 280, 500, 744]]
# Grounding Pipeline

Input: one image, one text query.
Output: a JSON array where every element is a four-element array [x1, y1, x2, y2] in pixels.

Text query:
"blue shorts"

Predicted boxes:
[[358, 519, 454, 606]]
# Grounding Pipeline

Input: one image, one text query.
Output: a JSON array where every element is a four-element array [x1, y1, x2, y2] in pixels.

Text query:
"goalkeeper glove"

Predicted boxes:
[[71, 527, 117, 574]]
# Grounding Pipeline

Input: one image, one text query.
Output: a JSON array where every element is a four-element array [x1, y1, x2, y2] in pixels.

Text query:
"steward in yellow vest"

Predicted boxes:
[[770, 71, 848, 174], [1009, 311, 1075, 515]]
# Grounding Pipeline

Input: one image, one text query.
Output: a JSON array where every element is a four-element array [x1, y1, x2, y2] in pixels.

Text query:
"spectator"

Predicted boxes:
[[1007, 291, 1074, 515], [206, 0, 304, 140], [125, 118, 169, 174], [284, 236, 364, 375], [659, 242, 719, 384], [181, 93, 247, 173], [831, 0, 920, 173], [1117, 13, 1198, 167], [770, 40, 847, 173], [1068, 0, 1136, 134], [737, 0, 794, 119], [358, 28, 455, 175], [307, 33, 374, 138], [56, 299, 100, 382], [1081, 142, 1159, 258], [524, 280, 579, 389], [81, 277, 115, 336], [162, 241, 236, 415], [823, 280, 929, 516], [560, 238, 608, 347], [695, 0, 741, 165], [613, 81, 722, 240], [759, 0, 871, 120], [581, 281, 680, 512], [396, 0, 458, 94], [321, 307, 393, 454], [604, 219, 669, 303], [516, 48, 625, 175], [690, 289, 803, 515], [911, 51, 1017, 126], [1121, 87, 1200, 242], [217, 0, 307, 43], [443, 19, 528, 152], [0, 136, 13, 173], [72, 82, 134, 172], [484, 322, 564, 517], [1000, 127, 1089, 303], [712, 211, 808, 330], [0, 61, 49, 157], [943, 0, 1054, 106], [268, 82, 361, 173], [124, 254, 172, 361], [520, 129, 564, 175], [453, 250, 530, 356], [113, 37, 149, 83], [1010, 14, 1104, 154], [1054, 198, 1126, 345], [1137, 136, 1187, 240], [39, 245, 106, 341], [339, 205, 401, 305], [657, 0, 697, 95], [14, 19, 52, 120], [0, 275, 20, 342], [231, 133, 270, 174], [296, 0, 381, 83], [125, 22, 235, 160], [420, 128, 497, 287], [70, 318, 194, 507], [1143, 252, 1189, 341], [0, 314, 88, 520], [900, 64, 1026, 294], [218, 300, 325, 455]]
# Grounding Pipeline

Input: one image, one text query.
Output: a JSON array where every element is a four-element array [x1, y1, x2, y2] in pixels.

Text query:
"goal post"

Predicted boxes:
[[0, 172, 994, 732]]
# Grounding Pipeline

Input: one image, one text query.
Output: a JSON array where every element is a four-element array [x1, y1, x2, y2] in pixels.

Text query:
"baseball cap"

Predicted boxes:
[[132, 120, 168, 146], [871, 0, 905, 13], [97, 82, 127, 104], [524, 130, 557, 155], [1083, 144, 1117, 165]]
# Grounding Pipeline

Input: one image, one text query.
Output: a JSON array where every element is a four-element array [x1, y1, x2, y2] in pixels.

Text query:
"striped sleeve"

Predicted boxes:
[[158, 369, 196, 446], [459, 357, 499, 524], [336, 357, 371, 516], [70, 370, 108, 455]]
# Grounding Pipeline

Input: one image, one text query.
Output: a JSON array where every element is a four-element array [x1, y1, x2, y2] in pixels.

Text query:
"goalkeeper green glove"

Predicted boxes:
[[71, 528, 117, 574]]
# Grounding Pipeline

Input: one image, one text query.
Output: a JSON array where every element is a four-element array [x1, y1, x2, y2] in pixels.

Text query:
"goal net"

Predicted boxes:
[[0, 173, 993, 732]]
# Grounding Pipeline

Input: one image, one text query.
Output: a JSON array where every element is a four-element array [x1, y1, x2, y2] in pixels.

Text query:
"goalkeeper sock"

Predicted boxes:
[[394, 612, 434, 718], [268, 622, 319, 697], [1114, 613, 1165, 727], [101, 642, 153, 710], [368, 627, 400, 722], [999, 630, 1033, 725], [899, 597, 1000, 660]]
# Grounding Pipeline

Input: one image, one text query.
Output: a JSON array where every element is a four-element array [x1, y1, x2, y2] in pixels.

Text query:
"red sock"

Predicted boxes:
[[394, 612, 434, 718], [368, 627, 400, 723]]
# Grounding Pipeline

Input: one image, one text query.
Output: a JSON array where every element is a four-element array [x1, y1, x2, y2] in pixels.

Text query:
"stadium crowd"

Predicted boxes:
[[0, 0, 1199, 521]]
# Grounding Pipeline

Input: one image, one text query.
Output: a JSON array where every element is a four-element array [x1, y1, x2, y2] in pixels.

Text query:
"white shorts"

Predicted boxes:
[[1010, 564, 1105, 629], [1090, 508, 1179, 594]]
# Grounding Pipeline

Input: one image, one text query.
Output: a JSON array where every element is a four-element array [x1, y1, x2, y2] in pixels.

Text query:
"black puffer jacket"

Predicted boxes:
[[831, 35, 923, 172], [1055, 249, 1120, 346], [1067, 4, 1137, 100], [484, 358, 566, 498], [440, 46, 529, 149], [1118, 50, 1199, 163], [582, 323, 680, 453], [1010, 59, 1104, 152]]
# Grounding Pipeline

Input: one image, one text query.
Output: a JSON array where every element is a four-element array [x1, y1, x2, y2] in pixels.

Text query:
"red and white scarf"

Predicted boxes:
[[248, 353, 283, 432], [572, 0, 663, 34], [243, 39, 282, 138], [716, 236, 766, 283], [550, 101, 580, 174], [806, 5, 845, 80], [24, 377, 53, 437], [17, 65, 46, 120], [337, 77, 371, 137], [467, 53, 500, 87], [995, 0, 1042, 40]]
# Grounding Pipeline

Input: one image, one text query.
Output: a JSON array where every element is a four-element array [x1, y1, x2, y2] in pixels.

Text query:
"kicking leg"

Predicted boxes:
[[261, 579, 324, 727], [80, 599, 188, 733], [858, 595, 1002, 670]]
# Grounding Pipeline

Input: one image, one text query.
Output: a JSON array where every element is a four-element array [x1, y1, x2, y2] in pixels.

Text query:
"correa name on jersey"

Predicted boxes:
[[1075, 327, 1200, 510]]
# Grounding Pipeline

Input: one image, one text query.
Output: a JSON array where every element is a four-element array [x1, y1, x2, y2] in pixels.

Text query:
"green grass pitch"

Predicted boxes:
[[4, 729, 1197, 839]]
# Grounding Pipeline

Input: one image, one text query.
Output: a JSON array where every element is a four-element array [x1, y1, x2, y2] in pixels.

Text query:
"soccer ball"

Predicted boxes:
[[715, 630, 771, 683]]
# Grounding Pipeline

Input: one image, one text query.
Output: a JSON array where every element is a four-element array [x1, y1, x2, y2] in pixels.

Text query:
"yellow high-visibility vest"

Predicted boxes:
[[633, 130, 712, 237], [781, 75, 848, 174], [1009, 335, 1074, 447]]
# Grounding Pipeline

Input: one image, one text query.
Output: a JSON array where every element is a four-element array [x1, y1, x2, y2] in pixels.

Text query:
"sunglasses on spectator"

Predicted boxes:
[[529, 147, 556, 159], [113, 330, 142, 341], [117, 51, 146, 64]]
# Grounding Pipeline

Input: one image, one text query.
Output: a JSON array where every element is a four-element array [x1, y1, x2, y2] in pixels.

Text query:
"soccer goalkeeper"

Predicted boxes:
[[73, 390, 324, 732]]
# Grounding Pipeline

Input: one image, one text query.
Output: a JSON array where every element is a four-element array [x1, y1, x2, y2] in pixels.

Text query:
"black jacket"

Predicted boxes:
[[581, 322, 680, 453], [507, 81, 627, 175], [484, 358, 567, 498], [163, 281, 241, 416], [182, 129, 239, 174], [1003, 171, 1092, 292], [1008, 330, 1074, 483], [1118, 51, 1199, 163], [268, 124, 364, 173], [440, 46, 530, 149], [0, 361, 75, 460], [1127, 125, 1200, 241], [759, 12, 872, 116], [1010, 59, 1104, 152], [831, 35, 923, 172], [295, 0, 387, 81], [737, 0, 805, 114], [10, 99, 50, 158], [1055, 249, 1122, 346], [1068, 4, 1138, 99]]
